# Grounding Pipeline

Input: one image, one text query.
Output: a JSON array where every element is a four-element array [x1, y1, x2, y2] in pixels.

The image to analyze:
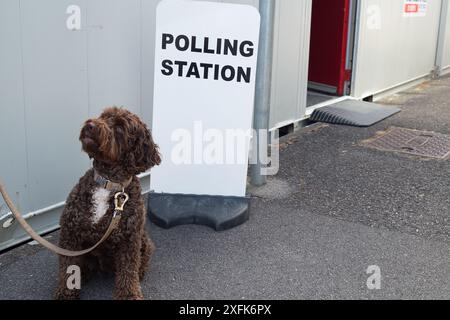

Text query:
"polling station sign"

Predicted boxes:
[[160, 34, 255, 83], [151, 0, 260, 197]]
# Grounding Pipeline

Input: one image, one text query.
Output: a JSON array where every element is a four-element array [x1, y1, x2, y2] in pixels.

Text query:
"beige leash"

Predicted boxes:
[[0, 178, 129, 257]]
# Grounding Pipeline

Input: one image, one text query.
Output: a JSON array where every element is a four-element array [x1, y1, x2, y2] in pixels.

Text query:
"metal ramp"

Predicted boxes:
[[310, 99, 401, 127]]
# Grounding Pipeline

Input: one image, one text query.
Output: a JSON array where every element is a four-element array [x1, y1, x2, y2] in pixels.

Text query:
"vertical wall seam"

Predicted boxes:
[[293, 2, 303, 119], [85, 0, 91, 116], [18, 0, 31, 211], [435, 0, 449, 74], [351, 0, 364, 98], [270, 0, 281, 126], [295, 0, 312, 119]]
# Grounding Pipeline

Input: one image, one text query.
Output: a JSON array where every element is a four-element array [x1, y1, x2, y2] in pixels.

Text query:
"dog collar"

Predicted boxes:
[[93, 170, 132, 192]]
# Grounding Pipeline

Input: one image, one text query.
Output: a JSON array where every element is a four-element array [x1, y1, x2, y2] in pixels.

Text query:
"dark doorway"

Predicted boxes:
[[308, 0, 356, 96]]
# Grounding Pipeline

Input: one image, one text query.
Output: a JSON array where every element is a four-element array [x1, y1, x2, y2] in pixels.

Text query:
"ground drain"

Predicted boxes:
[[363, 127, 450, 159]]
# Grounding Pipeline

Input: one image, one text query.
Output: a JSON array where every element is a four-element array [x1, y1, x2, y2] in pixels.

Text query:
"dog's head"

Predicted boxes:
[[80, 107, 161, 176]]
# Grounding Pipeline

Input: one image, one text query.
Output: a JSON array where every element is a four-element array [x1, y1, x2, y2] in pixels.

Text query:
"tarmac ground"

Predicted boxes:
[[1, 75, 450, 300]]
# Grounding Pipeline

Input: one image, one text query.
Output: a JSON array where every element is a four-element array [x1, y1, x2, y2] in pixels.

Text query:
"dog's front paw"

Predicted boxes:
[[55, 288, 80, 300]]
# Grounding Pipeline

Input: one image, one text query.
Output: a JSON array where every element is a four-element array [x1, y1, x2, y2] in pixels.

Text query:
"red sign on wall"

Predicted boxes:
[[405, 4, 419, 13], [403, 0, 427, 17]]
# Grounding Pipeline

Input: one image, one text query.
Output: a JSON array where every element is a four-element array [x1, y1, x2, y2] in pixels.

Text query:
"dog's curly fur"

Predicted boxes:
[[55, 107, 161, 300]]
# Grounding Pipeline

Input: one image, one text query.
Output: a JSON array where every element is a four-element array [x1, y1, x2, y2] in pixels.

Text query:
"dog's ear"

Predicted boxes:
[[142, 128, 162, 169], [128, 126, 161, 173]]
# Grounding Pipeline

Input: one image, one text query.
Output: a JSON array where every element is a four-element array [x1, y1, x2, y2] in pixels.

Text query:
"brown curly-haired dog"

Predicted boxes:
[[55, 107, 161, 300]]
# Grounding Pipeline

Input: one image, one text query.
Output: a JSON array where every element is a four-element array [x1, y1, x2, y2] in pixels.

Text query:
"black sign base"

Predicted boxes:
[[147, 193, 250, 231]]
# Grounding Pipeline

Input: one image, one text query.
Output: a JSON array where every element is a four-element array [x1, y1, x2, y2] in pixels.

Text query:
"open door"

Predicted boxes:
[[308, 0, 355, 96]]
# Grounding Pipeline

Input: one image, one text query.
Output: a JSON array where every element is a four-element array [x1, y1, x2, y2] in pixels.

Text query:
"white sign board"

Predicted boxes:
[[151, 0, 260, 197], [403, 0, 428, 17]]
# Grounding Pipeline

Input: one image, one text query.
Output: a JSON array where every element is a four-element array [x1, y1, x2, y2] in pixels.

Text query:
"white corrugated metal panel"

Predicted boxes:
[[270, 0, 312, 129], [0, 0, 151, 251], [0, 0, 262, 251], [352, 0, 442, 99], [0, 0, 30, 246]]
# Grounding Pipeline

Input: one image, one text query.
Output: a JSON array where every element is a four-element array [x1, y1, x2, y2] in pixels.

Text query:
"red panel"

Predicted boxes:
[[308, 0, 351, 95]]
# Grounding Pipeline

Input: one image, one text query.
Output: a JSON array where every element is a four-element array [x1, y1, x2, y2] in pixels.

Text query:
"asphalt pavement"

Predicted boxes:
[[1, 75, 450, 300]]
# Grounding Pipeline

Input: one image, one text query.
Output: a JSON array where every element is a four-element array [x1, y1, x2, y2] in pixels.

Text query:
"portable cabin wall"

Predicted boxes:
[[2, 0, 303, 251], [269, 0, 312, 129], [0, 0, 159, 251], [352, 0, 443, 99]]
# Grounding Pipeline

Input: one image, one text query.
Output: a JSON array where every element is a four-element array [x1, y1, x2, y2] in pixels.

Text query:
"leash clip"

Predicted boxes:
[[114, 191, 129, 212]]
